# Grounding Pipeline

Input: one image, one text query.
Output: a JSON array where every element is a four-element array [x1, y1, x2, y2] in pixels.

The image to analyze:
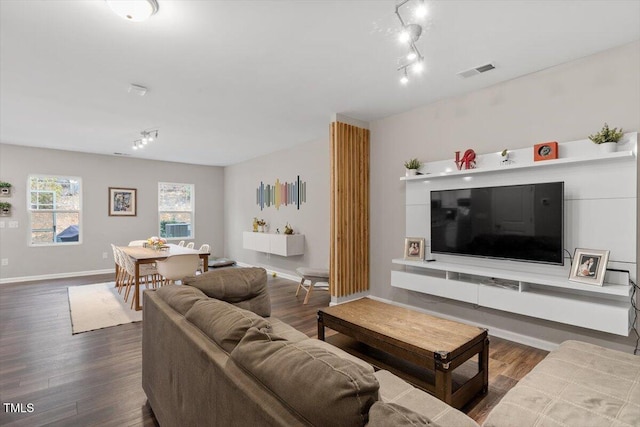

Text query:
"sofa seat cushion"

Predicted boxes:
[[483, 340, 640, 427], [366, 401, 440, 426], [374, 370, 479, 427], [183, 267, 271, 316], [185, 299, 271, 353], [154, 284, 208, 315], [231, 327, 379, 427]]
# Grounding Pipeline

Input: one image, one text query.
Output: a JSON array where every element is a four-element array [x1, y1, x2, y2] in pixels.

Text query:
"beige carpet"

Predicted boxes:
[[67, 282, 142, 334]]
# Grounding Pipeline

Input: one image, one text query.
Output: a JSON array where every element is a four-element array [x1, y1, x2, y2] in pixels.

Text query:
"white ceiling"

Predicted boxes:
[[1, 1, 639, 166]]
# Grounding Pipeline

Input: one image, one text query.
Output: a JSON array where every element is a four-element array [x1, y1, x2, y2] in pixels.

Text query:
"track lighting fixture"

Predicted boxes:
[[395, 0, 427, 85], [106, 0, 159, 22], [131, 129, 159, 151]]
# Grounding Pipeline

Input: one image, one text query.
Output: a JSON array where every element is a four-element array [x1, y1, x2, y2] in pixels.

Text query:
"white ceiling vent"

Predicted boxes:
[[457, 63, 496, 78]]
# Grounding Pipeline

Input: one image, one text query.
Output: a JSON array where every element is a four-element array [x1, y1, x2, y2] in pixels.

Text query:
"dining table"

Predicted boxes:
[[117, 243, 210, 311]]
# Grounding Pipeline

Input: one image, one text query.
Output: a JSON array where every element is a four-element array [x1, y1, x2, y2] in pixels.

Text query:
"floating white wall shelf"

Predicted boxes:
[[243, 232, 305, 257]]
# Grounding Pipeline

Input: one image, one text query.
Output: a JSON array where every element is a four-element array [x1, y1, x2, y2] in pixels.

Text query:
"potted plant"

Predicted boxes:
[[0, 182, 11, 197], [588, 123, 624, 153], [0, 201, 11, 216], [404, 158, 422, 176]]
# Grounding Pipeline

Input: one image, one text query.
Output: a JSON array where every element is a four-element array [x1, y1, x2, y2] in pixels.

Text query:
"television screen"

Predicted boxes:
[[430, 182, 564, 265]]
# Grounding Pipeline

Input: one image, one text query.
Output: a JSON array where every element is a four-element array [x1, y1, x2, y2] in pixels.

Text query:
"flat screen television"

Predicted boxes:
[[430, 182, 564, 265]]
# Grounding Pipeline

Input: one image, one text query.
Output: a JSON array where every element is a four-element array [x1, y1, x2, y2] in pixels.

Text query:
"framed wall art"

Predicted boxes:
[[404, 237, 425, 260], [109, 187, 137, 216], [569, 248, 609, 286]]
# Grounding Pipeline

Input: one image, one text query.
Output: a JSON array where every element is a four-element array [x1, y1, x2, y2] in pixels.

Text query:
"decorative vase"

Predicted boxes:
[[599, 142, 617, 153], [405, 169, 417, 177], [259, 225, 264, 233], [0, 188, 10, 197]]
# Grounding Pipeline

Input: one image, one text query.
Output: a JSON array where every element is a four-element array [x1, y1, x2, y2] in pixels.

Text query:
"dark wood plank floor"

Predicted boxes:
[[0, 273, 547, 426]]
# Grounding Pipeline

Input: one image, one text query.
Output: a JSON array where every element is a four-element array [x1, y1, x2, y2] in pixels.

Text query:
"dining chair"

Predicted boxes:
[[186, 242, 195, 249], [178, 241, 185, 247], [197, 244, 210, 273], [120, 250, 159, 307], [128, 240, 147, 247], [155, 254, 200, 286], [111, 244, 125, 293]]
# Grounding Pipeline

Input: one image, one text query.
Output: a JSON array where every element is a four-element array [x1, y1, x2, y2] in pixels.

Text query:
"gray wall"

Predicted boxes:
[[0, 144, 224, 281], [370, 41, 640, 351], [224, 137, 329, 277]]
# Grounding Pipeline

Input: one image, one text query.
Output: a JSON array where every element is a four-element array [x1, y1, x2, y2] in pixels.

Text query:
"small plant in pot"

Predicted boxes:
[[0, 201, 11, 216], [0, 182, 11, 196], [588, 123, 623, 153], [404, 158, 422, 176]]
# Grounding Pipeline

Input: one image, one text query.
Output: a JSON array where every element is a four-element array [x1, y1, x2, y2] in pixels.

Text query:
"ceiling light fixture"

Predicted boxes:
[[395, 0, 427, 85], [106, 0, 159, 22], [131, 129, 159, 151]]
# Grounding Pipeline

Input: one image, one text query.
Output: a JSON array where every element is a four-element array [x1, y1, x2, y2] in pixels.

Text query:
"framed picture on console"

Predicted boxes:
[[569, 248, 609, 286], [404, 237, 425, 260]]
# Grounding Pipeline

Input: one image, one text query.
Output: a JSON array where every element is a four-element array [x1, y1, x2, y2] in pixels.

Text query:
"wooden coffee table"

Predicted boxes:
[[317, 298, 488, 409]]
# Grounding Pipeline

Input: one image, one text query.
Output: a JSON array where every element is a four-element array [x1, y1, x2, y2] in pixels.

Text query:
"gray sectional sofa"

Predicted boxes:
[[142, 267, 640, 427]]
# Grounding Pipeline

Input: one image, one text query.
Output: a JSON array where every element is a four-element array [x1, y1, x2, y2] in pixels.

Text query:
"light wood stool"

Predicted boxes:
[[295, 267, 329, 305]]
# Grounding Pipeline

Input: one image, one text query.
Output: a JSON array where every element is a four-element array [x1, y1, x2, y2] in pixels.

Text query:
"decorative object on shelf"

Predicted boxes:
[[256, 218, 267, 232], [404, 237, 425, 260], [0, 201, 11, 216], [404, 158, 422, 176], [569, 248, 610, 287], [454, 149, 476, 170], [146, 236, 168, 251], [394, 0, 428, 85], [252, 217, 259, 232], [284, 223, 294, 235], [533, 141, 558, 161], [588, 123, 623, 153], [0, 181, 11, 197], [256, 175, 306, 211], [499, 149, 514, 166], [108, 187, 137, 216]]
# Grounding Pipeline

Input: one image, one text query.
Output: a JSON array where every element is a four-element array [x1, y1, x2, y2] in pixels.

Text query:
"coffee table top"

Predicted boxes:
[[319, 298, 486, 356]]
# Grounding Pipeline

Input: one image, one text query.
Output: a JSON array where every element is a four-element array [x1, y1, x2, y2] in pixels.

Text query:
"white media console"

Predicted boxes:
[[393, 133, 637, 336]]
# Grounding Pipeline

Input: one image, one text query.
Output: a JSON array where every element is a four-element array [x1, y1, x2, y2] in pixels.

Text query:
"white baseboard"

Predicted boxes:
[[0, 269, 115, 285], [367, 295, 559, 352]]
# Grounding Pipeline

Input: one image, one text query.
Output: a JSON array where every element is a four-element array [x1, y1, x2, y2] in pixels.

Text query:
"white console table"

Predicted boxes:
[[243, 232, 305, 257], [391, 259, 631, 336]]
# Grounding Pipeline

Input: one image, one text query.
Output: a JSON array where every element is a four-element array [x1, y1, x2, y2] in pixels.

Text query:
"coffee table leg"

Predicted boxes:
[[317, 312, 325, 341], [479, 335, 490, 394], [434, 351, 453, 405]]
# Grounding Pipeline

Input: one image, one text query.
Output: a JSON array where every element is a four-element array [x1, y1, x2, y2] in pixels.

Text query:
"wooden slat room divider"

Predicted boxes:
[[330, 121, 370, 300]]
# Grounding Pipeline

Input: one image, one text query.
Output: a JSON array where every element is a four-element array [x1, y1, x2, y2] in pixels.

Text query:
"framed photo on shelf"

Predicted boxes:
[[108, 187, 137, 217], [569, 248, 609, 286], [404, 237, 425, 260]]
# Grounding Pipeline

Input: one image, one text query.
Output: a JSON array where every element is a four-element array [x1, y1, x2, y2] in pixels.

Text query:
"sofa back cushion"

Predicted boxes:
[[182, 267, 271, 316], [230, 327, 379, 427], [185, 299, 271, 353], [155, 284, 207, 315], [366, 402, 440, 426]]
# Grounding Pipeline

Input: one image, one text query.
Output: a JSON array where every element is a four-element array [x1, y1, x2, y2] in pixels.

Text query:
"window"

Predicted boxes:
[[158, 182, 194, 240], [28, 175, 81, 245]]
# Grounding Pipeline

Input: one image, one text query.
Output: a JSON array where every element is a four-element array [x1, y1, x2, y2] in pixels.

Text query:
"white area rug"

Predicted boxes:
[[68, 282, 142, 334]]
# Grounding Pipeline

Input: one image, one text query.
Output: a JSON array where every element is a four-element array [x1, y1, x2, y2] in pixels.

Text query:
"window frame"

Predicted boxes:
[[158, 182, 195, 241], [27, 174, 83, 247]]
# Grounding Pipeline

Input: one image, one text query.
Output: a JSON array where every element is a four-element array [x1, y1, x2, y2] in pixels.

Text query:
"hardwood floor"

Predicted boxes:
[[0, 273, 547, 426]]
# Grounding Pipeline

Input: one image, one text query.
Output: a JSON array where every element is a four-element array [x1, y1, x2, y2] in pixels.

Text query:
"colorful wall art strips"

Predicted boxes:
[[256, 176, 306, 210]]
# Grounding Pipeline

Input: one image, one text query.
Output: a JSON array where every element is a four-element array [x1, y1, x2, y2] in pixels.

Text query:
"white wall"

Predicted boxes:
[[370, 41, 640, 352], [224, 137, 329, 277], [0, 144, 225, 281]]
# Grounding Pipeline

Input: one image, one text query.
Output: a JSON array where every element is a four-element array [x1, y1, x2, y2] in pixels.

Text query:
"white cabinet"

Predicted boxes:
[[395, 133, 637, 336], [243, 232, 305, 256], [391, 259, 632, 336]]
